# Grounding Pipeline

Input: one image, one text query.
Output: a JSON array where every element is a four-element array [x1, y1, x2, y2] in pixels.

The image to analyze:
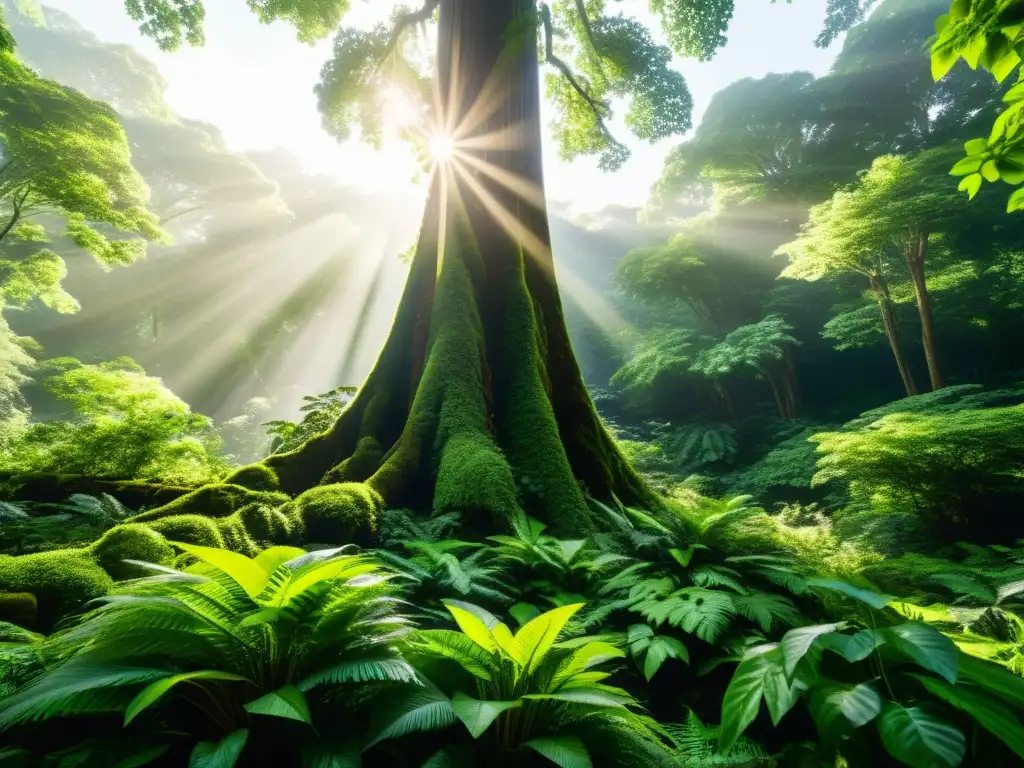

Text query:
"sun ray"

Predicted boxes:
[[453, 151, 545, 209]]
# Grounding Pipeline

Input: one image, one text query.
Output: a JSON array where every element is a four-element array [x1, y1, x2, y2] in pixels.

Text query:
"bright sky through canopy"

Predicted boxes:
[[41, 0, 844, 214]]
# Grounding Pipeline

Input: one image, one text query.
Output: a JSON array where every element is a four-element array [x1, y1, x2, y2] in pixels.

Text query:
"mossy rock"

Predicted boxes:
[[238, 502, 290, 544], [223, 464, 281, 492], [130, 484, 289, 524], [148, 514, 225, 549], [0, 550, 113, 631], [89, 524, 175, 580], [293, 482, 381, 546], [0, 592, 38, 628]]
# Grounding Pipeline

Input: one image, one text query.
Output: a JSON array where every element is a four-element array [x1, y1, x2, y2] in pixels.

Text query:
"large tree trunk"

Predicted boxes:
[[904, 229, 942, 391], [138, 0, 652, 538], [869, 274, 918, 397]]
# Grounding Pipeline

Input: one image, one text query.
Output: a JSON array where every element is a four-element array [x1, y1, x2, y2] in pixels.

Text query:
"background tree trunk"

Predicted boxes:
[[905, 229, 943, 390], [869, 274, 918, 397]]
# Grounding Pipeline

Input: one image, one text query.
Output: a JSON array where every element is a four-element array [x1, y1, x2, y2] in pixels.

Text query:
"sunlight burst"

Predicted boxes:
[[429, 133, 455, 164]]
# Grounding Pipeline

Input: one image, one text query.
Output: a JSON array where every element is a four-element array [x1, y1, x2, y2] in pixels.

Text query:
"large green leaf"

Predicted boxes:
[[880, 623, 957, 684], [174, 542, 269, 597], [808, 681, 882, 741], [957, 651, 1024, 707], [189, 730, 249, 768], [443, 602, 497, 653], [818, 629, 881, 663], [719, 648, 777, 752], [912, 674, 1024, 760], [125, 671, 249, 725], [780, 623, 844, 677], [524, 736, 592, 768], [513, 603, 584, 673], [450, 693, 520, 738], [808, 580, 891, 609], [253, 546, 308, 575], [876, 703, 964, 768], [762, 656, 804, 725], [243, 685, 313, 725]]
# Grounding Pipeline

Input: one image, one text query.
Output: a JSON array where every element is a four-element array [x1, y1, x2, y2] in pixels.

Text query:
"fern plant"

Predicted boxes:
[[0, 543, 418, 765], [592, 497, 807, 672], [380, 600, 672, 767]]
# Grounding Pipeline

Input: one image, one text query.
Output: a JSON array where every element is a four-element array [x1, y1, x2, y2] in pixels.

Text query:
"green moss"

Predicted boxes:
[[0, 592, 38, 628], [130, 483, 289, 523], [0, 550, 112, 631], [238, 502, 290, 544], [494, 248, 592, 534], [147, 514, 225, 549], [223, 463, 280, 491], [89, 524, 174, 579], [323, 437, 383, 484], [294, 482, 381, 545], [215, 513, 259, 556]]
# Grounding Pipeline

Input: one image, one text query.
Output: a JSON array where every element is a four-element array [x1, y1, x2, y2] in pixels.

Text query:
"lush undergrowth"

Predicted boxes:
[[2, 484, 1023, 767]]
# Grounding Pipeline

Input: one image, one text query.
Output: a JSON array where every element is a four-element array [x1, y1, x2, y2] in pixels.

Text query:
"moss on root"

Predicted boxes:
[[0, 473, 192, 509], [223, 464, 280, 491], [89, 524, 175, 579], [322, 437, 383, 484], [0, 550, 113, 631], [129, 484, 289, 523], [292, 483, 381, 546]]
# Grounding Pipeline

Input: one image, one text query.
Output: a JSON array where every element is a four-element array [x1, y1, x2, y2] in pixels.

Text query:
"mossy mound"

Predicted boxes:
[[223, 463, 281, 492], [147, 514, 225, 549], [0, 592, 38, 628], [0, 550, 112, 631], [0, 473, 193, 509], [292, 483, 381, 545], [130, 483, 289, 523], [238, 502, 291, 544], [89, 524, 175, 580]]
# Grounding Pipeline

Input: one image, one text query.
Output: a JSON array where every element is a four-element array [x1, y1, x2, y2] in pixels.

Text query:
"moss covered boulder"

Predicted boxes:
[[147, 514, 225, 549], [0, 550, 112, 631], [291, 482, 381, 545], [89, 524, 175, 580]]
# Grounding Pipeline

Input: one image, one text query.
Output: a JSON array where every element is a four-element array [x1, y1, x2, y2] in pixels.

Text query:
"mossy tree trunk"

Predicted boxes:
[[259, 0, 650, 535], [904, 228, 942, 391]]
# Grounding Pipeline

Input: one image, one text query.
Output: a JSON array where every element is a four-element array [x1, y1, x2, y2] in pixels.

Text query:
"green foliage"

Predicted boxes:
[[811, 402, 1024, 537], [691, 315, 798, 380], [0, 544, 415, 761], [932, 0, 1024, 210], [719, 586, 1024, 766], [0, 357, 228, 485], [264, 387, 356, 455]]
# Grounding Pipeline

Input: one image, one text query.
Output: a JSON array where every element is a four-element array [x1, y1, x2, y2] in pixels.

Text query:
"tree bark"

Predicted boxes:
[[869, 274, 918, 397], [115, 0, 653, 538], [904, 228, 942, 391]]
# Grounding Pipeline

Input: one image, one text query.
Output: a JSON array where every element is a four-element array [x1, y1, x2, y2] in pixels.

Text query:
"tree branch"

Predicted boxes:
[[378, 0, 441, 69], [573, 0, 606, 80], [540, 4, 622, 149], [0, 188, 30, 243], [160, 204, 205, 226]]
